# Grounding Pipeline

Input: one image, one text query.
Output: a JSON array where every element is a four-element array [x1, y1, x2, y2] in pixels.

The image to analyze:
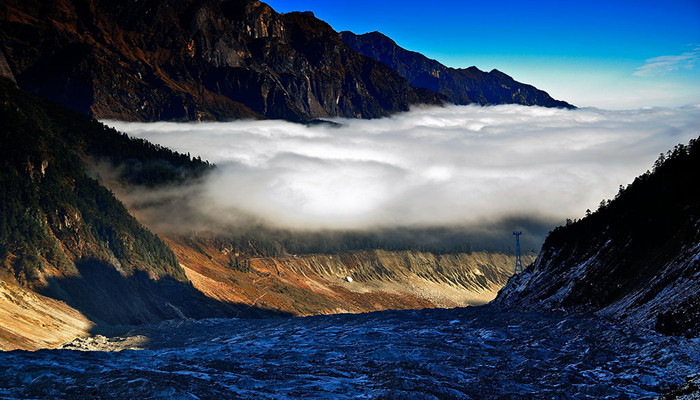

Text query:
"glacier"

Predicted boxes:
[[0, 306, 697, 399]]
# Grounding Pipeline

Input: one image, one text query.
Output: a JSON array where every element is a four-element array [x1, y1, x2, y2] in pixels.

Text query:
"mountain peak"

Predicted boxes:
[[356, 30, 396, 43], [0, 0, 442, 122]]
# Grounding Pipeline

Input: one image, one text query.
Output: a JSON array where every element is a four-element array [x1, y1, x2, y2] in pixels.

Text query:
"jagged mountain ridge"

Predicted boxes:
[[495, 137, 700, 337], [341, 31, 574, 108], [0, 0, 576, 123], [0, 0, 444, 122]]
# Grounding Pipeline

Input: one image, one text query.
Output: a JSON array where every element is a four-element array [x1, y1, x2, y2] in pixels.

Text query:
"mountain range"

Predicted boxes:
[[0, 0, 571, 122], [341, 31, 574, 108]]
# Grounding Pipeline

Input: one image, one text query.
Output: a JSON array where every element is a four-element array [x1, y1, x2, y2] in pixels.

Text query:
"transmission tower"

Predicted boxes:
[[513, 231, 523, 275]]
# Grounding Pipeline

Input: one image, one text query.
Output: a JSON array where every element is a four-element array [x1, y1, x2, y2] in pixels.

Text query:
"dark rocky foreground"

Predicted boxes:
[[1, 306, 697, 399]]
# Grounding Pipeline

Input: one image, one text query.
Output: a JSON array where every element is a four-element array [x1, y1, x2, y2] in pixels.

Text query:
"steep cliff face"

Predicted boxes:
[[166, 235, 534, 316], [495, 137, 700, 337], [341, 31, 574, 108], [0, 0, 443, 122]]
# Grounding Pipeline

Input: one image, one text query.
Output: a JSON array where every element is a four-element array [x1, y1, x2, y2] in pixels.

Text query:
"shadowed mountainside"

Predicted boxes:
[[341, 31, 574, 108], [0, 0, 444, 122], [495, 136, 700, 337], [0, 77, 289, 348]]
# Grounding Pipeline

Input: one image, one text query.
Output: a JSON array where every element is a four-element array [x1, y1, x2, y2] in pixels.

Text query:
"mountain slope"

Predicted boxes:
[[0, 280, 93, 350], [0, 0, 443, 122], [0, 77, 284, 338], [341, 31, 574, 108], [494, 137, 700, 337]]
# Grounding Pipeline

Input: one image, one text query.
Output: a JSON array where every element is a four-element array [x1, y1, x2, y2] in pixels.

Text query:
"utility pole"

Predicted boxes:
[[513, 231, 523, 275]]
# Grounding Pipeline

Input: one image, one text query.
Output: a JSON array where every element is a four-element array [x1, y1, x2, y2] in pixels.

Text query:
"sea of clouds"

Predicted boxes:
[[105, 104, 700, 248]]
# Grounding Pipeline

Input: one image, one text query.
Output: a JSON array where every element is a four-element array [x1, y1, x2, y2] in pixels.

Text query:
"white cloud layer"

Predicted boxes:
[[105, 104, 700, 232]]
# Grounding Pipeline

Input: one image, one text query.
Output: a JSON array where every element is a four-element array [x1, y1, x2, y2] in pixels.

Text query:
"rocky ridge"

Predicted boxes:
[[0, 0, 443, 122], [341, 31, 574, 108], [0, 0, 576, 123]]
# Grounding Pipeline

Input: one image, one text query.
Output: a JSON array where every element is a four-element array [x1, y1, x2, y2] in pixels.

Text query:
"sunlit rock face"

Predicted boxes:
[[0, 49, 15, 83], [164, 235, 536, 317], [0, 0, 443, 122]]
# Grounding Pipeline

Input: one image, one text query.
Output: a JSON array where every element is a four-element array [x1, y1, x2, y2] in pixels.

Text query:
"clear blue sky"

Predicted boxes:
[[264, 0, 700, 109]]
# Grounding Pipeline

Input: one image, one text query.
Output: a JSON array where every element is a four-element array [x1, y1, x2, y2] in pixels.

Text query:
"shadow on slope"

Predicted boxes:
[[37, 259, 291, 335]]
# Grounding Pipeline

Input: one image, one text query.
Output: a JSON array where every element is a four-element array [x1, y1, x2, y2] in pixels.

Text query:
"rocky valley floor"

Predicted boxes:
[[1, 306, 698, 399]]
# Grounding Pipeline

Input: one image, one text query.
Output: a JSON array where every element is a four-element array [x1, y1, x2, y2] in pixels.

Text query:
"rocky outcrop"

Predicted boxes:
[[341, 31, 574, 108], [495, 138, 700, 337], [0, 0, 443, 122]]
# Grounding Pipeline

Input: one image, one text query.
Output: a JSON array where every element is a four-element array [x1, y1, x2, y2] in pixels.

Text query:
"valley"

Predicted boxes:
[[0, 75, 535, 352], [0, 0, 698, 398]]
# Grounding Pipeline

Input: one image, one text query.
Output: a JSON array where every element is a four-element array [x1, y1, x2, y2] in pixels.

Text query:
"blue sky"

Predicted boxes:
[[264, 0, 700, 109]]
